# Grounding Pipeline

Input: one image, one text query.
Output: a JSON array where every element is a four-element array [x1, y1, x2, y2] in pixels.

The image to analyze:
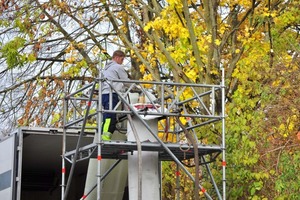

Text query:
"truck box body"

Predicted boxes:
[[0, 127, 93, 200]]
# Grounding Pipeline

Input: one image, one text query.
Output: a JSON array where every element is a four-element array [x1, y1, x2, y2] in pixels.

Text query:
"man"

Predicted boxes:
[[101, 50, 130, 141]]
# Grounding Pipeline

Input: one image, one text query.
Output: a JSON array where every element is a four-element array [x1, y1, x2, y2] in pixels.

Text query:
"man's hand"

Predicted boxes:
[[130, 85, 142, 93]]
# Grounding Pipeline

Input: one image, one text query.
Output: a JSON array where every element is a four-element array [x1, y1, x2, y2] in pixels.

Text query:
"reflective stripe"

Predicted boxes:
[[0, 170, 11, 191], [103, 118, 111, 133]]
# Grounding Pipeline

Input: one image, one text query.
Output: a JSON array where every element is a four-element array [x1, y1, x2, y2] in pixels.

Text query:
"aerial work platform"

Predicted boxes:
[[62, 75, 226, 200]]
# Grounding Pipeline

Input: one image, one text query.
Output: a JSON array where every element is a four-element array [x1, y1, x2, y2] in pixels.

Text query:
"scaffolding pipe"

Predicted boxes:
[[65, 82, 95, 98], [221, 67, 226, 200], [107, 78, 221, 88], [65, 113, 98, 128], [175, 121, 180, 200], [61, 82, 67, 200], [97, 68, 103, 200], [63, 82, 97, 200]]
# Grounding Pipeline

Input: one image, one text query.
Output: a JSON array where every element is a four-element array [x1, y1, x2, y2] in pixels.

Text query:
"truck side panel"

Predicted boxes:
[[0, 133, 17, 200]]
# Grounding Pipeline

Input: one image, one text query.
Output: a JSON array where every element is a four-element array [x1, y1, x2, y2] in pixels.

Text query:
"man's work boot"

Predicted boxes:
[[102, 132, 112, 141]]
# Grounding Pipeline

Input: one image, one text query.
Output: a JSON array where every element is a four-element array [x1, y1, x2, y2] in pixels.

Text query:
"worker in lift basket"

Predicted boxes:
[[101, 50, 130, 141]]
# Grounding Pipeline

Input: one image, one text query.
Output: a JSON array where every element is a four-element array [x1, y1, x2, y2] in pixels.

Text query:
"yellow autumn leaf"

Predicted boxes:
[[139, 64, 146, 74], [27, 53, 36, 62], [186, 68, 197, 81], [144, 23, 151, 32], [272, 80, 280, 87], [77, 42, 85, 49], [214, 39, 221, 46], [210, 69, 219, 75], [148, 44, 155, 54]]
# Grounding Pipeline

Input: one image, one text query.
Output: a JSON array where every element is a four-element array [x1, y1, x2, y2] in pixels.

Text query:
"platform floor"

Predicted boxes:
[[64, 140, 222, 163]]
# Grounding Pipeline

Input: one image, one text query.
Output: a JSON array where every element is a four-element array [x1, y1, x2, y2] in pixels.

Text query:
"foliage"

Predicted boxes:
[[0, 0, 300, 199], [274, 151, 300, 199], [0, 37, 27, 68]]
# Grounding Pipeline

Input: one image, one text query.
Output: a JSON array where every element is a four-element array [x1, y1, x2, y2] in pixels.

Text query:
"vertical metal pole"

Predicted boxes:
[[97, 59, 103, 200], [174, 87, 180, 200], [221, 67, 226, 200], [175, 163, 180, 200], [160, 83, 164, 114], [211, 87, 215, 116], [61, 82, 67, 200]]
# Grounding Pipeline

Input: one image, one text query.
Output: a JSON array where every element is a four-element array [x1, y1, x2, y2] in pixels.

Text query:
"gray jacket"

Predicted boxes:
[[102, 60, 130, 94]]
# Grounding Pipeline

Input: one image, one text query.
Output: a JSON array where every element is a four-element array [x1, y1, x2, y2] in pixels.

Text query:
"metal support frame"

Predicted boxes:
[[61, 76, 226, 200]]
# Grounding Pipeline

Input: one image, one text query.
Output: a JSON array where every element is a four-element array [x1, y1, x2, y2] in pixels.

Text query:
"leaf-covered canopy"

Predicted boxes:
[[0, 0, 300, 199]]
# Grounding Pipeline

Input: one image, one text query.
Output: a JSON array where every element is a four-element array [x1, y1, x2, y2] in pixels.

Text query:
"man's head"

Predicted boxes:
[[112, 50, 125, 64]]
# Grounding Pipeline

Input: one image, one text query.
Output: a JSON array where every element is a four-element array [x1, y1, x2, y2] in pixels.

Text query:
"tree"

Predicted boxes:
[[1, 0, 300, 199]]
